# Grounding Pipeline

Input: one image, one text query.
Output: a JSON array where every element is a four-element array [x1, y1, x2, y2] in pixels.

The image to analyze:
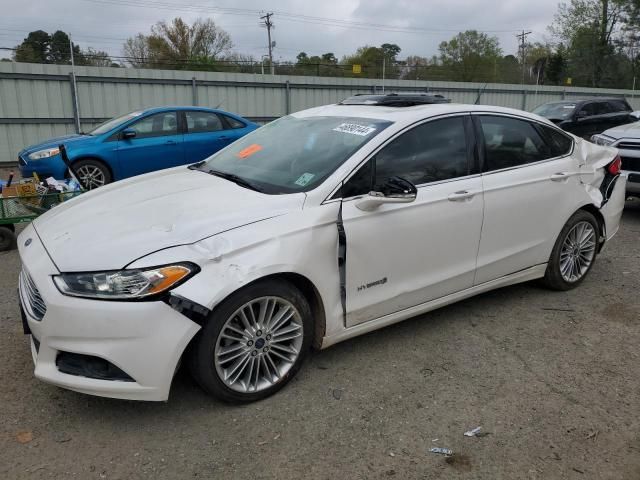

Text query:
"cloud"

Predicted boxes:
[[0, 0, 561, 61]]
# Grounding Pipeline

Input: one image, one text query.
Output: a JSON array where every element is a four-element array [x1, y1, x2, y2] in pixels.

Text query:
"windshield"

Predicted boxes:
[[88, 111, 145, 136], [196, 115, 392, 194], [532, 102, 576, 120]]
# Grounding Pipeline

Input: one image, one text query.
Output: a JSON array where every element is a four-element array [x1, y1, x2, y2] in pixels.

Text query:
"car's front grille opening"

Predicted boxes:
[[621, 156, 640, 172], [20, 268, 46, 321], [56, 352, 135, 382]]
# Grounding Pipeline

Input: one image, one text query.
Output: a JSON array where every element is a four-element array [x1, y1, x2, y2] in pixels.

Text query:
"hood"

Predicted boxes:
[[33, 167, 306, 272], [19, 134, 93, 156], [599, 121, 640, 141]]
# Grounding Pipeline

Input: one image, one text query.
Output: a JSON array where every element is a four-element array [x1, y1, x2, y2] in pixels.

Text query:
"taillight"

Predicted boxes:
[[607, 155, 622, 175]]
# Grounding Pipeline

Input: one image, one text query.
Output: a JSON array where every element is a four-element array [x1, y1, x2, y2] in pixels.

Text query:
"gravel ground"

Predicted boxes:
[[1, 169, 639, 479]]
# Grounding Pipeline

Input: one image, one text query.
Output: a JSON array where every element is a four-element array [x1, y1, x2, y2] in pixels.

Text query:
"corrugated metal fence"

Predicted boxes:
[[2, 61, 640, 165]]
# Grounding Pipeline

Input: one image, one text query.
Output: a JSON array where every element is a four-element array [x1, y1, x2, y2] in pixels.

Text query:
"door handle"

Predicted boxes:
[[550, 172, 569, 182], [448, 190, 475, 202], [165, 140, 177, 145]]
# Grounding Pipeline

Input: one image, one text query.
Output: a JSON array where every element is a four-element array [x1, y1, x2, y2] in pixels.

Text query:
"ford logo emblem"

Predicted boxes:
[[24, 238, 32, 247]]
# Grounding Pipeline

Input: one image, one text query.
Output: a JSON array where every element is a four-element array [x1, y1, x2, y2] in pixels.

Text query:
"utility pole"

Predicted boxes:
[[69, 35, 81, 133], [516, 30, 532, 85], [260, 12, 274, 75]]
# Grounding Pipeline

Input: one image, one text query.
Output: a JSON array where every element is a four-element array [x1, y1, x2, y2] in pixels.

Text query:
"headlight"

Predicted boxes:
[[53, 263, 199, 300], [591, 135, 614, 146], [28, 147, 60, 160]]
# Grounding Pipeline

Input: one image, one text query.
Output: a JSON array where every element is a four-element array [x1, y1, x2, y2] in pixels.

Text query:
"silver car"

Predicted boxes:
[[592, 122, 640, 197]]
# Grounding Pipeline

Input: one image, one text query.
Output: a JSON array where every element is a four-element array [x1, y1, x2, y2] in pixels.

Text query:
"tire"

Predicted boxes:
[[0, 226, 17, 251], [73, 159, 112, 190], [542, 210, 599, 291], [188, 279, 313, 403]]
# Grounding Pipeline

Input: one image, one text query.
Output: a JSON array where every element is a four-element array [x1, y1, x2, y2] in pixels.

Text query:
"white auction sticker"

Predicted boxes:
[[333, 123, 377, 136]]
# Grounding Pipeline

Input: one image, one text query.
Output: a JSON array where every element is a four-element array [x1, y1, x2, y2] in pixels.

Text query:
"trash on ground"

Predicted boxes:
[[464, 426, 482, 437], [429, 447, 452, 456], [16, 431, 33, 444]]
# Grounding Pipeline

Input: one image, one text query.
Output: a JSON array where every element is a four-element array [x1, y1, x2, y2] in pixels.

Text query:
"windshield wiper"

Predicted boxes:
[[188, 161, 206, 170], [206, 169, 264, 192]]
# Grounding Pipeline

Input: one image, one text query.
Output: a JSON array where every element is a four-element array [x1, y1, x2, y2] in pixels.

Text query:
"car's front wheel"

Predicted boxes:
[[73, 159, 111, 189], [189, 279, 312, 403], [542, 210, 599, 291]]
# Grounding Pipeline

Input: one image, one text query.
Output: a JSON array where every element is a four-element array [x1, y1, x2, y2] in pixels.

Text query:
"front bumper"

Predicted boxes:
[[18, 154, 68, 180], [17, 224, 201, 401]]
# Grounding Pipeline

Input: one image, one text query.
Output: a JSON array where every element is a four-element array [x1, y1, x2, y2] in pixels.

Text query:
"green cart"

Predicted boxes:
[[0, 191, 82, 251]]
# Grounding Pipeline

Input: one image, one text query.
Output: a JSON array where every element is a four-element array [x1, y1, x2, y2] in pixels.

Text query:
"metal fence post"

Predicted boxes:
[[561, 89, 566, 100], [521, 89, 527, 111], [68, 72, 81, 133], [191, 77, 198, 105], [285, 80, 291, 114]]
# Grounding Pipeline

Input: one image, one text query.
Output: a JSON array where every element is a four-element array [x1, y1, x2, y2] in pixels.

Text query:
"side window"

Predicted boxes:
[[609, 99, 631, 113], [128, 112, 178, 139], [222, 115, 246, 129], [479, 116, 553, 171], [579, 103, 596, 117], [374, 117, 469, 187], [594, 102, 613, 115], [540, 125, 573, 157], [185, 111, 223, 133], [335, 160, 374, 199]]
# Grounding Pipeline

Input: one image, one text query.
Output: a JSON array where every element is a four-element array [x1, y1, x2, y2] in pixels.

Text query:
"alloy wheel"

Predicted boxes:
[[76, 164, 106, 189], [214, 296, 304, 393], [559, 221, 596, 283]]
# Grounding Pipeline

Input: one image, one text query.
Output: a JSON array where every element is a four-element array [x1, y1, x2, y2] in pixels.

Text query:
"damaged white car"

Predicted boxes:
[[18, 94, 626, 403]]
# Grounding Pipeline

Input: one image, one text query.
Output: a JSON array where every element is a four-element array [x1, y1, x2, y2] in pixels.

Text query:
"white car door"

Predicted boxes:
[[473, 114, 580, 285], [335, 115, 485, 327]]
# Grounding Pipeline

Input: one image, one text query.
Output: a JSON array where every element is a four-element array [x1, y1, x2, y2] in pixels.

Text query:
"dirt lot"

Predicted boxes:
[[0, 174, 639, 479]]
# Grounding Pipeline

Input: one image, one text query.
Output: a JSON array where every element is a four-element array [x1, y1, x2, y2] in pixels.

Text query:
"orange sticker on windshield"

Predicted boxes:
[[236, 143, 263, 159]]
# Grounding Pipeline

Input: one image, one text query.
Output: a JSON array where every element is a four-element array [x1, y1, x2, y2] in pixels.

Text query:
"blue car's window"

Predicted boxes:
[[185, 111, 223, 133], [196, 115, 392, 194], [89, 111, 143, 136], [128, 112, 178, 139], [222, 115, 245, 129]]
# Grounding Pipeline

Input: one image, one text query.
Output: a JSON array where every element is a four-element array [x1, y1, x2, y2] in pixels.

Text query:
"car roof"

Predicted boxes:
[[292, 103, 556, 128], [141, 106, 235, 114]]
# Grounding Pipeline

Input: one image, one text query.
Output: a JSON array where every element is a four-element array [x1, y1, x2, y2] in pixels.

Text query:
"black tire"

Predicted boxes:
[[188, 279, 313, 403], [72, 159, 112, 189], [0, 226, 17, 251], [542, 210, 599, 291]]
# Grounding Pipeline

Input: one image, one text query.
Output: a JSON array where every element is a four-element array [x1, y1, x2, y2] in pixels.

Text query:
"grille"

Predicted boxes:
[[20, 268, 46, 321], [617, 142, 640, 151], [620, 156, 640, 173]]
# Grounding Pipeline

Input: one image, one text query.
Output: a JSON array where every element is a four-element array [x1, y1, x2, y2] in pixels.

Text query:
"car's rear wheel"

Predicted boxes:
[[0, 226, 17, 251], [189, 279, 312, 403], [73, 159, 111, 189], [542, 210, 599, 291]]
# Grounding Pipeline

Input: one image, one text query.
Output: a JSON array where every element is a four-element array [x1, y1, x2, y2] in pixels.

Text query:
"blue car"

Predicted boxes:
[[18, 106, 259, 189]]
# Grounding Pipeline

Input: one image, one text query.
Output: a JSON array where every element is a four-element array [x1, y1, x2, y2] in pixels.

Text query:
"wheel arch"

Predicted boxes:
[[69, 156, 114, 181], [577, 203, 606, 251], [244, 272, 327, 350]]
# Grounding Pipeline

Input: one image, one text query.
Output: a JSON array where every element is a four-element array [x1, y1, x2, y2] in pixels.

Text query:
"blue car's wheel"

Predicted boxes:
[[74, 159, 112, 190]]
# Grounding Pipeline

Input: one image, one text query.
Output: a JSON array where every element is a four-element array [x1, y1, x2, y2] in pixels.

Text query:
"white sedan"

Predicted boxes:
[[18, 95, 626, 403]]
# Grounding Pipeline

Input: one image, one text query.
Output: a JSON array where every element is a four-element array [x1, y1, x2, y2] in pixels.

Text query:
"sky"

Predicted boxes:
[[0, 0, 563, 62]]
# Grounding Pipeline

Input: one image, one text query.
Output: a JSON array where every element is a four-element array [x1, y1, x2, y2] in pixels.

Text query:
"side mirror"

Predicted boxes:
[[355, 176, 417, 211], [121, 128, 136, 140], [576, 110, 588, 120], [630, 111, 640, 121]]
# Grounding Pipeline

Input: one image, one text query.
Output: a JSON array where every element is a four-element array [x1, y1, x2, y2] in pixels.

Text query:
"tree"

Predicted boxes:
[[123, 17, 233, 69], [13, 29, 113, 66], [342, 44, 402, 78], [13, 30, 50, 63], [545, 45, 569, 84], [380, 43, 401, 62], [438, 30, 502, 82], [549, 0, 626, 86]]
